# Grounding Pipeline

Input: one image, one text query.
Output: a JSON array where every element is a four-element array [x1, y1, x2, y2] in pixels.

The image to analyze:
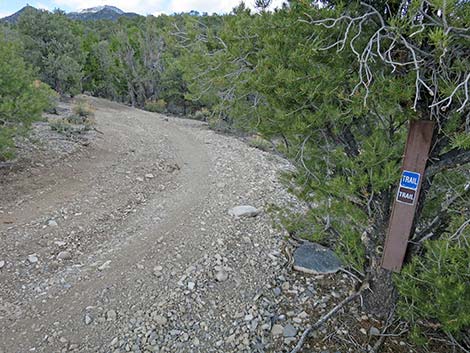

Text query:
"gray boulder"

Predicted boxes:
[[293, 241, 342, 274]]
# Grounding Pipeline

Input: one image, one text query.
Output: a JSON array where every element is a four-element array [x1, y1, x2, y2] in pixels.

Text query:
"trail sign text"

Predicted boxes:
[[396, 170, 421, 205]]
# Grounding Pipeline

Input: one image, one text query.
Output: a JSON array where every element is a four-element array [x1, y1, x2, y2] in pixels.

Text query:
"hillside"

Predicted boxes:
[[1, 4, 140, 23]]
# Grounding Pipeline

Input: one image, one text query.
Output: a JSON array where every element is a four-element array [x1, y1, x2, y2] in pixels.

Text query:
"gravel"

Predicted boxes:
[[0, 97, 357, 353]]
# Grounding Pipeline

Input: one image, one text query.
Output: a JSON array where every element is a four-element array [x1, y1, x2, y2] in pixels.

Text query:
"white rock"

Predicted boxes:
[[154, 315, 167, 326], [0, 260, 4, 269], [228, 206, 260, 218], [57, 251, 72, 261], [369, 326, 380, 336], [98, 260, 111, 271], [27, 254, 39, 263], [54, 241, 67, 247], [85, 314, 93, 325], [187, 282, 195, 290], [106, 310, 117, 321], [48, 220, 58, 227], [271, 324, 284, 336], [215, 271, 229, 282], [145, 173, 155, 179]]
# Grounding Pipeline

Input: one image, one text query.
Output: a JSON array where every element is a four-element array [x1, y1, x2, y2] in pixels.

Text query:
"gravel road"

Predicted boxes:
[[0, 98, 306, 352]]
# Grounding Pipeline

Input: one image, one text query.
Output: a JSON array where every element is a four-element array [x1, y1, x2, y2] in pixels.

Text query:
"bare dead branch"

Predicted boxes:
[[290, 281, 369, 353]]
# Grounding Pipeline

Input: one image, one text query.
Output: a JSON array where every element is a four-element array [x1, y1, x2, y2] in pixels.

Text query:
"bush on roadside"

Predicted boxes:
[[72, 99, 95, 119], [395, 169, 470, 340], [248, 134, 272, 152], [0, 33, 56, 161], [51, 117, 94, 136], [192, 107, 211, 121], [144, 99, 167, 113]]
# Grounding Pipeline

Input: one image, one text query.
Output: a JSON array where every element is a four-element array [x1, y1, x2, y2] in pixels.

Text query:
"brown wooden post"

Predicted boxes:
[[382, 120, 435, 272]]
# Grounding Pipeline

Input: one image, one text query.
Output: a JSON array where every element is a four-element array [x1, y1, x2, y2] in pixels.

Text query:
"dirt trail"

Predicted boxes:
[[0, 98, 299, 352]]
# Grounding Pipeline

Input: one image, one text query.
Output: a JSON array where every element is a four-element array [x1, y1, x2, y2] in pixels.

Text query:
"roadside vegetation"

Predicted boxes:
[[0, 0, 468, 349]]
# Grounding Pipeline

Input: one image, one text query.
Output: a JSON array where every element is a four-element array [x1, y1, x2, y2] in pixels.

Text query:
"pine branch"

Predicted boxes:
[[426, 149, 470, 177]]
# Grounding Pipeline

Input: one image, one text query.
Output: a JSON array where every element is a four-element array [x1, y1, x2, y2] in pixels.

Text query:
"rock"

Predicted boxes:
[[293, 241, 342, 275], [145, 173, 155, 179], [48, 220, 58, 227], [215, 270, 229, 282], [187, 282, 195, 290], [57, 251, 72, 261], [0, 260, 4, 269], [154, 315, 167, 326], [192, 337, 200, 346], [298, 311, 308, 319], [283, 324, 297, 337], [98, 260, 111, 271], [228, 206, 260, 218], [369, 326, 380, 336], [273, 287, 281, 296], [84, 314, 93, 325], [106, 310, 117, 321], [271, 324, 284, 336], [27, 254, 39, 264]]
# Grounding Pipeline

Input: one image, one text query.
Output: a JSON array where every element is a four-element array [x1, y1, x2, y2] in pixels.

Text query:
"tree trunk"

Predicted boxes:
[[363, 261, 397, 318], [362, 191, 397, 318]]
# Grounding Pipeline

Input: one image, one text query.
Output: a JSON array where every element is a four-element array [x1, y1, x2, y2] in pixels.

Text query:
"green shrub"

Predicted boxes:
[[0, 128, 16, 161], [193, 107, 211, 121], [50, 117, 93, 136], [145, 99, 167, 113], [0, 31, 56, 160], [248, 135, 272, 151], [396, 237, 470, 334], [72, 99, 95, 119]]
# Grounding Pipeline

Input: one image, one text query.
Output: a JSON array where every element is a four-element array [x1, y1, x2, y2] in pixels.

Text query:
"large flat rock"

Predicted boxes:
[[293, 241, 342, 275], [228, 205, 260, 218]]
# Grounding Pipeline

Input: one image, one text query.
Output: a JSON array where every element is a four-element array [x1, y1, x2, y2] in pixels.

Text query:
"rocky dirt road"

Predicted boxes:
[[0, 98, 309, 352]]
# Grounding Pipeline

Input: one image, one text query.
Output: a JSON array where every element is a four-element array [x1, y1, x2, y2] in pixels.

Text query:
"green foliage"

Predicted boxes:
[[72, 99, 95, 119], [0, 128, 16, 161], [396, 237, 470, 334], [17, 8, 84, 95], [144, 99, 167, 113], [192, 107, 211, 121], [0, 29, 56, 160], [50, 115, 94, 136], [247, 135, 272, 151]]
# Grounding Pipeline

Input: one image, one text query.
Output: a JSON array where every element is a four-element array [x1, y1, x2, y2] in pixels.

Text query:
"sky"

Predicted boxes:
[[0, 0, 286, 18]]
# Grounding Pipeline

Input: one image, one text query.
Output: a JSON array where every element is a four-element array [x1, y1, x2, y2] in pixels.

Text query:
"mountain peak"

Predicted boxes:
[[1, 4, 141, 23], [79, 5, 124, 14]]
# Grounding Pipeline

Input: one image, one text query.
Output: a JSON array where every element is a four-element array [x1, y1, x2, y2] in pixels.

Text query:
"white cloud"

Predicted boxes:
[[34, 2, 52, 11]]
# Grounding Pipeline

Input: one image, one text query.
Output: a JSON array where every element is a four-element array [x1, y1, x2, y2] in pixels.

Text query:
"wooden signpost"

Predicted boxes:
[[382, 120, 435, 272]]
